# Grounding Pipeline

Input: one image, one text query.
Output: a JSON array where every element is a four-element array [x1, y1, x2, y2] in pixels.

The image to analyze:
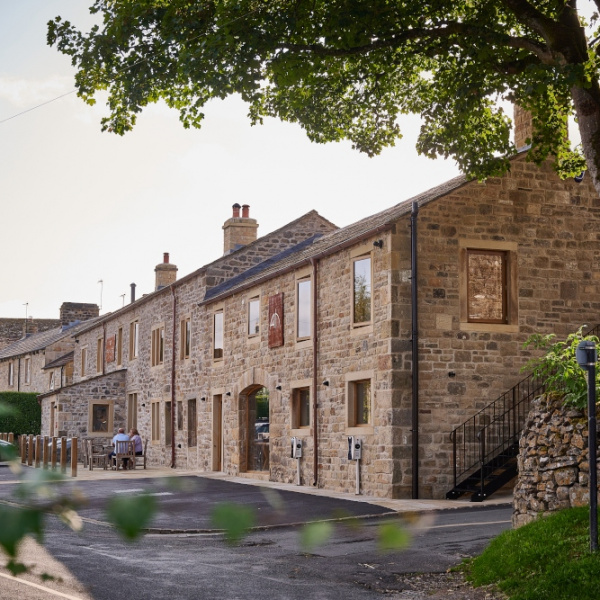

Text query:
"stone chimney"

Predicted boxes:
[[155, 252, 178, 291], [60, 302, 100, 327], [222, 204, 258, 255], [514, 104, 533, 151], [22, 318, 38, 337]]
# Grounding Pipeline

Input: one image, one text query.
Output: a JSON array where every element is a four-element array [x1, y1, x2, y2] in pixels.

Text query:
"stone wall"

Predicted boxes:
[[512, 395, 599, 528]]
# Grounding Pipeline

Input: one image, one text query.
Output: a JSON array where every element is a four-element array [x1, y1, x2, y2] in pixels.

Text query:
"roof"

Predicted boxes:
[[0, 318, 101, 360], [43, 351, 74, 370], [201, 174, 468, 304]]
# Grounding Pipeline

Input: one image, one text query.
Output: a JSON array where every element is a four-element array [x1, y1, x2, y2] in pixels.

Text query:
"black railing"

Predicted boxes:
[[448, 324, 600, 498]]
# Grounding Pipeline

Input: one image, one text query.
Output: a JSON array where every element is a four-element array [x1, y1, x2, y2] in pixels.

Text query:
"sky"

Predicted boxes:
[[2, 2, 466, 320]]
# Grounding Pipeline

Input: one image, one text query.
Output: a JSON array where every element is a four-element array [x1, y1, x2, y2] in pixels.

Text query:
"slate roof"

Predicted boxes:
[[201, 174, 468, 305], [0, 319, 101, 360], [43, 351, 74, 370]]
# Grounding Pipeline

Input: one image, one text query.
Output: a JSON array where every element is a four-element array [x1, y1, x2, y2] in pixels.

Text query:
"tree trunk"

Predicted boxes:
[[572, 82, 600, 196]]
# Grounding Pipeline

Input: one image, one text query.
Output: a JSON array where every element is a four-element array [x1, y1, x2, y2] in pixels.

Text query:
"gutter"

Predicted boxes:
[[410, 201, 419, 499], [310, 257, 319, 487], [170, 287, 177, 468]]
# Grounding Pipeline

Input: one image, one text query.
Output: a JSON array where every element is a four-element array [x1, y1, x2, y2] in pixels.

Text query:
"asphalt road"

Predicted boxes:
[[0, 472, 512, 599]]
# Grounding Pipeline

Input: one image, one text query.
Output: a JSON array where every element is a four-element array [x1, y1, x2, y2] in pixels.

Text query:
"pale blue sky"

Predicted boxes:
[[1, 1, 470, 319]]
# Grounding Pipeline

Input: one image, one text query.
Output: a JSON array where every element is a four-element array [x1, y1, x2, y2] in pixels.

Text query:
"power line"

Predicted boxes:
[[0, 6, 262, 127]]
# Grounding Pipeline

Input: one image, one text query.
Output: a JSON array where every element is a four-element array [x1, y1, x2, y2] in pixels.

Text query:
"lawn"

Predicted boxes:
[[466, 507, 600, 600]]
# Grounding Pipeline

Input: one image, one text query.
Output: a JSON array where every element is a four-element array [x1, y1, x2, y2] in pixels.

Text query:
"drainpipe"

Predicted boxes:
[[170, 287, 177, 468], [310, 257, 319, 487], [411, 201, 419, 499]]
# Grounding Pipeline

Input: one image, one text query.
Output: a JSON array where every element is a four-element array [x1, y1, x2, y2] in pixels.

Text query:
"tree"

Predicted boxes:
[[48, 1, 599, 190]]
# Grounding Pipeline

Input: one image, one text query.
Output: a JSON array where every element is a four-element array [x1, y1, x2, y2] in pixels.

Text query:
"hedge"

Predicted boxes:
[[0, 392, 41, 436]]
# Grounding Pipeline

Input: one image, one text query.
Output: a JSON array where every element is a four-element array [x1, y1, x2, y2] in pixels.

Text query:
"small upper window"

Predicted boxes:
[[467, 250, 508, 324], [7, 362, 13, 387], [130, 321, 139, 359], [151, 325, 165, 366], [350, 379, 371, 426], [248, 298, 260, 337], [353, 256, 372, 325], [80, 348, 87, 378], [214, 311, 224, 360], [180, 318, 191, 359], [297, 279, 311, 339]]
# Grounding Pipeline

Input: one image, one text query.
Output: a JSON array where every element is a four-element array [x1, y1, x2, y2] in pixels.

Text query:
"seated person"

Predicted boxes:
[[129, 428, 144, 457], [108, 428, 130, 468]]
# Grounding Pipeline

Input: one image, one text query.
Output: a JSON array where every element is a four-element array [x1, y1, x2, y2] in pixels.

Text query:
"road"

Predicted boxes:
[[0, 472, 512, 599]]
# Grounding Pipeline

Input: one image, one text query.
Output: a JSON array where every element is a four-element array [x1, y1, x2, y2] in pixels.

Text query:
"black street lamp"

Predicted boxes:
[[576, 340, 598, 553]]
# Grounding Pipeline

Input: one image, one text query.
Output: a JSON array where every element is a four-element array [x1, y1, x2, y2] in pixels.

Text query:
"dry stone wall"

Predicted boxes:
[[513, 395, 599, 527]]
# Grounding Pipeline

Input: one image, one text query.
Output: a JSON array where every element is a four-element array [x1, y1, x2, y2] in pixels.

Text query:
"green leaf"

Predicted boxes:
[[0, 506, 44, 558], [105, 493, 157, 540], [299, 521, 334, 553], [377, 522, 411, 552], [211, 502, 255, 545]]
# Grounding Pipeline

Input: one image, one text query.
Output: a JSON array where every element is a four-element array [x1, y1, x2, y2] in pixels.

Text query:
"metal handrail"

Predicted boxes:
[[449, 324, 600, 493]]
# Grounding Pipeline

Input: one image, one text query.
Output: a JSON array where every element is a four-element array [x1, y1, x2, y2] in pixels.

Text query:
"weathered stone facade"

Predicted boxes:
[[0, 318, 60, 351], [512, 395, 599, 528], [24, 142, 600, 500]]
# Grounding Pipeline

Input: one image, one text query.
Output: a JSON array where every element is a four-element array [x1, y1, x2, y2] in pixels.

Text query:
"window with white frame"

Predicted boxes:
[[213, 310, 224, 360], [296, 278, 311, 340], [248, 297, 260, 337], [130, 320, 139, 359], [7, 362, 13, 387]]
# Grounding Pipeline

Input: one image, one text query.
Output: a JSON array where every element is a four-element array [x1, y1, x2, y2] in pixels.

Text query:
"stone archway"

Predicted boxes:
[[239, 384, 270, 472]]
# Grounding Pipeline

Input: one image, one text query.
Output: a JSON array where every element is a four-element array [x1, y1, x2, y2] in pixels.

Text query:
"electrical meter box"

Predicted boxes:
[[347, 436, 362, 460], [291, 437, 302, 458]]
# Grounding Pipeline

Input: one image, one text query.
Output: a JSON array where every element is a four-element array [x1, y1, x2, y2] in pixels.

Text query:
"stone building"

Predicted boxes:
[[0, 317, 61, 351], [0, 303, 100, 395], [31, 117, 600, 500]]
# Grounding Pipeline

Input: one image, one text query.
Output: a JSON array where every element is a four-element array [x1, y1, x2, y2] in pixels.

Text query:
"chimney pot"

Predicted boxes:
[[131, 283, 136, 304], [163, 252, 169, 264], [232, 203, 241, 218], [242, 204, 250, 218]]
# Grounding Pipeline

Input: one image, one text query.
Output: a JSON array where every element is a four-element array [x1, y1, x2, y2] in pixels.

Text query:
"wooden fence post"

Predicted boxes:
[[20, 435, 26, 463], [51, 437, 58, 470], [43, 435, 49, 469], [27, 434, 34, 466], [8, 433, 14, 444], [71, 437, 78, 477], [35, 435, 42, 468], [60, 436, 67, 474]]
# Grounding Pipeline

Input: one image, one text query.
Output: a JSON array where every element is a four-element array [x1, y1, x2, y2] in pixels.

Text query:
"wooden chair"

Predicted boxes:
[[88, 440, 108, 470], [114, 440, 135, 470], [131, 439, 148, 469]]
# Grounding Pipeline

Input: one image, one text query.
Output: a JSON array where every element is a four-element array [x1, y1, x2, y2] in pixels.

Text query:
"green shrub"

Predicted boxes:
[[0, 392, 41, 436], [522, 326, 600, 409]]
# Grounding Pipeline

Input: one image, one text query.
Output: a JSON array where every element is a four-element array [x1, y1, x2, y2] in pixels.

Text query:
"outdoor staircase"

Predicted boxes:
[[446, 325, 600, 502]]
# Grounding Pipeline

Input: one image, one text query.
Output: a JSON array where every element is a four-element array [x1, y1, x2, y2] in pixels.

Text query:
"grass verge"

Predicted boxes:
[[464, 506, 600, 600]]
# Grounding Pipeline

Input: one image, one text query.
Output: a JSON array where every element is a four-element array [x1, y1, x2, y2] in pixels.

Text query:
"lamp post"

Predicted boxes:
[[576, 340, 598, 552]]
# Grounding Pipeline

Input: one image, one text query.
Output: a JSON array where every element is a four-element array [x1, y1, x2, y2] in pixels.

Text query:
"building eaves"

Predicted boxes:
[[43, 351, 74, 370], [200, 174, 469, 305]]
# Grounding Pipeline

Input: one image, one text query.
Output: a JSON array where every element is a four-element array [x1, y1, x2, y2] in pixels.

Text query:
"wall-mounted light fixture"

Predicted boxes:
[[448, 372, 456, 378], [141, 403, 146, 407], [225, 391, 231, 396], [275, 385, 282, 391], [373, 239, 384, 249], [323, 380, 330, 386], [201, 397, 206, 402]]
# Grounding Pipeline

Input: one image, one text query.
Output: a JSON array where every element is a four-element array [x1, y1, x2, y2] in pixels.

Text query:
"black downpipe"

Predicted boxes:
[[411, 201, 419, 500]]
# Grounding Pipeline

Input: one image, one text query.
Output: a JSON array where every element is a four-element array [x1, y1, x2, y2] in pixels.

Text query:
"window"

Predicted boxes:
[[353, 256, 372, 325], [127, 393, 138, 431], [292, 387, 311, 429], [89, 401, 113, 435], [8, 362, 13, 387], [117, 327, 123, 366], [24, 357, 31, 385], [49, 372, 55, 391], [151, 401, 160, 441], [296, 279, 311, 339], [80, 347, 87, 377], [165, 401, 172, 446], [130, 320, 139, 359], [188, 399, 197, 447], [348, 379, 371, 427], [213, 311, 224, 359], [248, 297, 260, 337], [466, 250, 508, 324], [177, 401, 184, 430], [96, 338, 104, 374], [180, 318, 191, 360], [151, 325, 165, 366]]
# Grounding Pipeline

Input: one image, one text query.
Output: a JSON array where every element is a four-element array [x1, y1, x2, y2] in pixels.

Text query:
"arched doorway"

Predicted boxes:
[[239, 385, 269, 472]]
